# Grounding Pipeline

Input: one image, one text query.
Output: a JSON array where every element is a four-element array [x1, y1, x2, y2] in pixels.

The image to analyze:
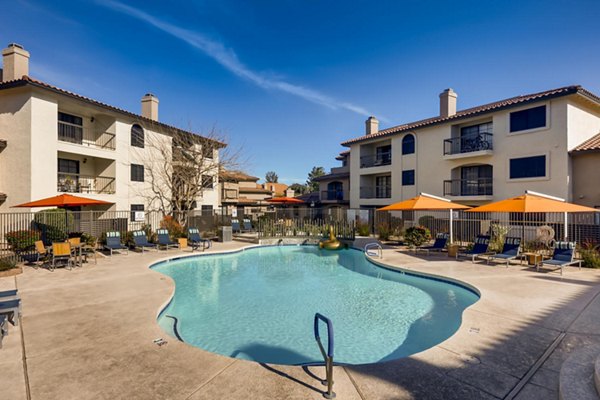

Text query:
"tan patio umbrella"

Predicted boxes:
[[466, 191, 598, 240], [378, 193, 470, 243]]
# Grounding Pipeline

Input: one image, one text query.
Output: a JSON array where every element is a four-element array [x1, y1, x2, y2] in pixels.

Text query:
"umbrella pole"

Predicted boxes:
[[449, 209, 454, 244], [564, 211, 568, 241]]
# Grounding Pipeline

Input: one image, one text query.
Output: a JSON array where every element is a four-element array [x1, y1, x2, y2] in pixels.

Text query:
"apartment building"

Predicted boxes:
[[341, 85, 600, 209], [219, 170, 274, 216], [314, 150, 350, 210], [0, 43, 222, 214]]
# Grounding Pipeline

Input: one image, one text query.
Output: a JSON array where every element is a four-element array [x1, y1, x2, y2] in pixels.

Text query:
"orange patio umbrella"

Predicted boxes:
[[378, 193, 470, 243], [13, 193, 113, 208], [266, 197, 305, 204], [466, 191, 598, 240]]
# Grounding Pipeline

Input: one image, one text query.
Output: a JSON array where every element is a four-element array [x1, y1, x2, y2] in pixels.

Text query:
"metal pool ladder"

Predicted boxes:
[[314, 313, 336, 399], [364, 242, 383, 259]]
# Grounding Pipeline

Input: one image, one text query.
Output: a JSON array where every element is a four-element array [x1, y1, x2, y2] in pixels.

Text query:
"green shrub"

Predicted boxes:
[[404, 225, 431, 247], [6, 230, 40, 253], [489, 224, 510, 252], [0, 258, 17, 271], [377, 224, 391, 241], [34, 208, 73, 242], [580, 243, 600, 268], [355, 222, 371, 236]]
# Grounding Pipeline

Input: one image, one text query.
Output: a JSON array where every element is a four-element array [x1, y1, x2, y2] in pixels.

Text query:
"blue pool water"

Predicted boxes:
[[153, 246, 479, 365]]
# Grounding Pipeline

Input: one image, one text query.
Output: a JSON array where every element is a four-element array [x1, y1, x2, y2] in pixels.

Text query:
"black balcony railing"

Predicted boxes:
[[443, 178, 493, 196], [360, 153, 391, 168], [321, 190, 345, 201], [443, 133, 493, 156], [360, 186, 391, 199], [57, 173, 116, 194], [58, 122, 116, 150]]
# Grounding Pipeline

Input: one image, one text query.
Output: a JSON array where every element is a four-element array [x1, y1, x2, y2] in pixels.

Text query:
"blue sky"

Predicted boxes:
[[3, 0, 600, 184]]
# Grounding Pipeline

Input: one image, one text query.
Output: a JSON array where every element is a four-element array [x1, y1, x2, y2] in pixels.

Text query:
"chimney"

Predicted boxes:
[[439, 88, 457, 118], [2, 43, 30, 82], [365, 116, 379, 135], [141, 93, 159, 121]]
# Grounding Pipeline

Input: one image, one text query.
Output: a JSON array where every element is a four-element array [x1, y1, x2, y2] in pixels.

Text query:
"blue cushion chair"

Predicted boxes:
[[132, 231, 158, 253], [103, 231, 129, 256], [485, 237, 522, 267], [457, 235, 491, 263], [157, 229, 179, 250], [415, 233, 449, 255], [539, 241, 581, 276], [188, 228, 211, 252]]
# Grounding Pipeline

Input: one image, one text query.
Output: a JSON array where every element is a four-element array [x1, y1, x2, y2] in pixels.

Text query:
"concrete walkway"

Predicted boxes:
[[2, 242, 600, 399]]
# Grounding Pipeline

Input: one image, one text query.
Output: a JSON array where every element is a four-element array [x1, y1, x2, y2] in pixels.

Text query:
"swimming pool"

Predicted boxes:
[[152, 246, 479, 365]]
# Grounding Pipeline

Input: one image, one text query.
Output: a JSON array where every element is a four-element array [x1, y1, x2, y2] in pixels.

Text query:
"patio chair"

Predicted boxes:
[[34, 240, 49, 267], [539, 241, 581, 276], [81, 238, 98, 264], [132, 231, 158, 253], [51, 242, 73, 271], [188, 228, 211, 252], [0, 289, 18, 299], [415, 233, 449, 256], [157, 229, 179, 250], [485, 237, 522, 267], [231, 219, 241, 233], [103, 232, 129, 256], [243, 219, 254, 232], [0, 298, 21, 326], [456, 235, 491, 263]]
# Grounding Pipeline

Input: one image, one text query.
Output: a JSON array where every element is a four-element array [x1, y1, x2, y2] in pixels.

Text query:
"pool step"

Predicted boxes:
[[558, 344, 600, 400]]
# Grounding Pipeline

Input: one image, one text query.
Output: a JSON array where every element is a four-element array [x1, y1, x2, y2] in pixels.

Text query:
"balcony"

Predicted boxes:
[[58, 122, 116, 150], [360, 186, 391, 199], [443, 178, 493, 197], [443, 133, 493, 157], [57, 173, 115, 194], [321, 190, 346, 202], [360, 153, 391, 168]]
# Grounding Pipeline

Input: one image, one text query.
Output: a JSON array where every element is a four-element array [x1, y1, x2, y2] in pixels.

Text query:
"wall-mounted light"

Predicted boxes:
[[90, 117, 95, 122], [83, 158, 87, 164]]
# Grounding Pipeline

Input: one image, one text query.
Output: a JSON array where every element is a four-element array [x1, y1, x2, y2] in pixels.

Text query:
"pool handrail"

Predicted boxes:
[[314, 313, 335, 399], [364, 242, 383, 259]]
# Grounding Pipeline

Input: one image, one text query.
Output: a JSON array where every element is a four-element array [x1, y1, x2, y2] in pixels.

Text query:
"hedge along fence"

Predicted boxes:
[[0, 209, 224, 264]]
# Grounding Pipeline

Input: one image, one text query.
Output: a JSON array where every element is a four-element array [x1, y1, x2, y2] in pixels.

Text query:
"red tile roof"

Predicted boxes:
[[220, 170, 260, 182], [0, 76, 225, 147], [341, 85, 600, 146], [571, 132, 600, 153]]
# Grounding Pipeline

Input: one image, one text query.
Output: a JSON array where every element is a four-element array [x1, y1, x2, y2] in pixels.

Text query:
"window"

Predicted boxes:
[[58, 112, 83, 144], [131, 124, 144, 148], [131, 164, 145, 182], [402, 170, 415, 186], [402, 134, 415, 155], [375, 175, 391, 198], [461, 122, 493, 138], [201, 175, 213, 189], [510, 105, 546, 132], [202, 145, 214, 159], [376, 145, 391, 164], [130, 204, 144, 221], [509, 155, 546, 179], [58, 158, 79, 174], [201, 205, 213, 215]]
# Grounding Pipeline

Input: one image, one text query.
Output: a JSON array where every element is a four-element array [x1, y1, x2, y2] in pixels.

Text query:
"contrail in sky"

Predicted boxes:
[[101, 0, 380, 118]]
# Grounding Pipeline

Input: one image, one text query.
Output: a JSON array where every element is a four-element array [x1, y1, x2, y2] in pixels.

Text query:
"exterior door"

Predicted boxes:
[[461, 165, 492, 195]]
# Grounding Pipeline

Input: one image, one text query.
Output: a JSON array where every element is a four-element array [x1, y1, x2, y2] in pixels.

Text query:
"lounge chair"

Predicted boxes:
[[243, 219, 254, 232], [415, 233, 449, 255], [103, 232, 129, 256], [0, 314, 7, 348], [457, 235, 491, 263], [132, 231, 158, 253], [0, 298, 21, 326], [51, 242, 73, 271], [485, 237, 521, 267], [231, 219, 241, 233], [157, 229, 179, 250], [188, 228, 211, 252], [0, 289, 18, 299], [34, 240, 49, 267], [539, 241, 581, 276]]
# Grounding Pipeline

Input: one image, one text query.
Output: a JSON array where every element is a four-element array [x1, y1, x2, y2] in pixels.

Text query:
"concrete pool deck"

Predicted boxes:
[[2, 242, 600, 399]]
